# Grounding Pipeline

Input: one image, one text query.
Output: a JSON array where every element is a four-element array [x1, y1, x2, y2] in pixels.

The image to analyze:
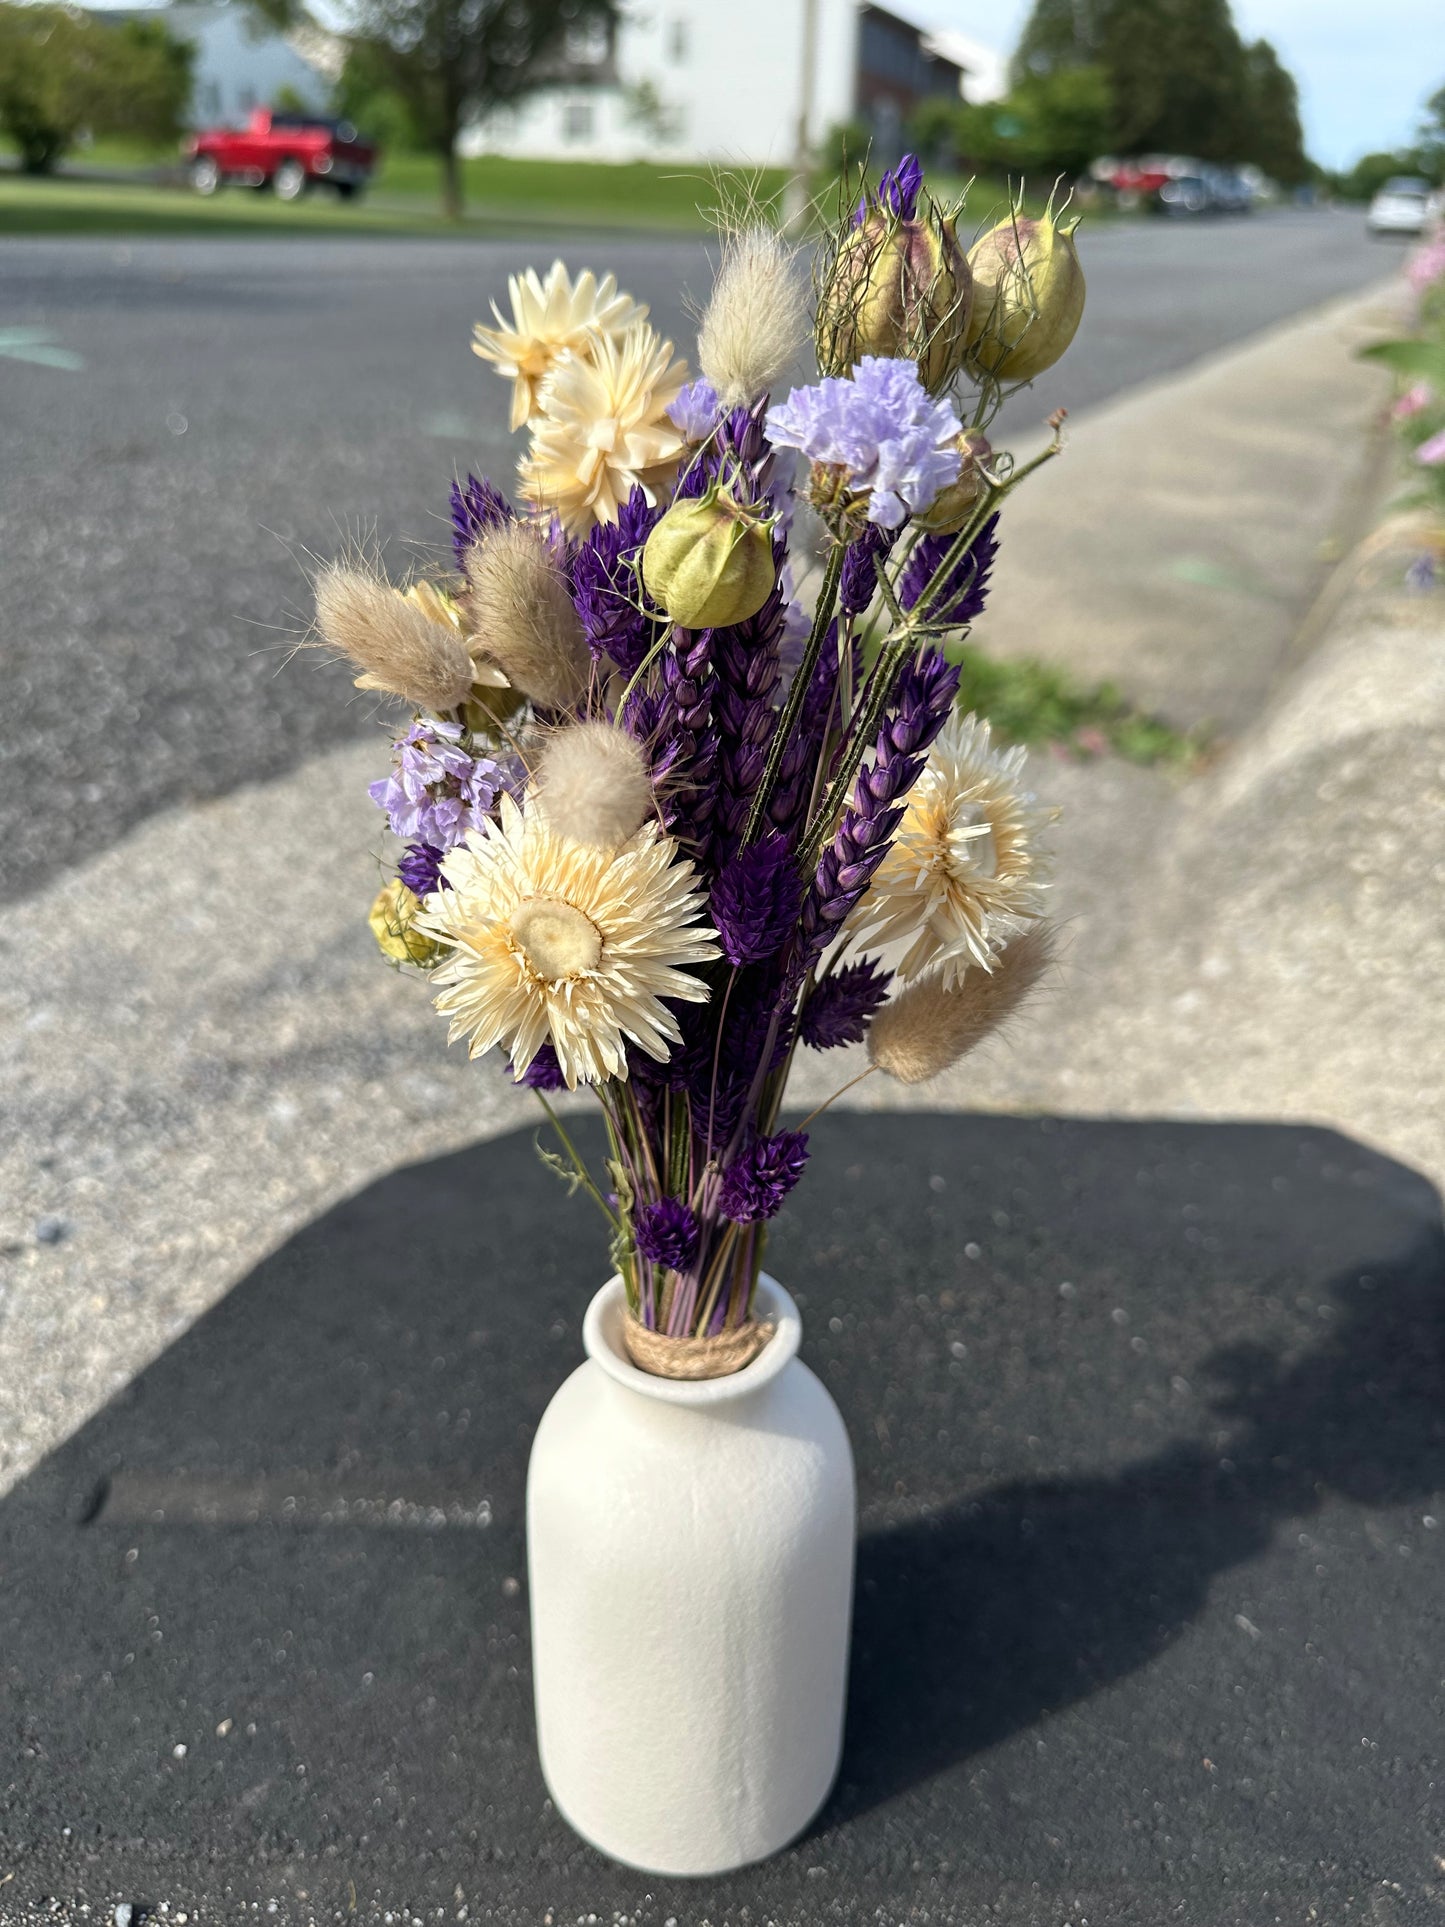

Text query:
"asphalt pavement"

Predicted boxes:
[[4, 1111, 1442, 1924], [0, 207, 1399, 899]]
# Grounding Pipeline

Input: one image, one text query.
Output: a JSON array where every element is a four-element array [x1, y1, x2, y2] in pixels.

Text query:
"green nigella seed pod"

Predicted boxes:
[[965, 212, 1085, 385], [915, 429, 993, 534], [818, 202, 972, 392], [641, 488, 777, 630], [369, 879, 441, 966]]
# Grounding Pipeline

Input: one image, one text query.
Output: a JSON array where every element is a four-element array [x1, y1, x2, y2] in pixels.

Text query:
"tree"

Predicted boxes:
[[1012, 0, 1307, 172], [1238, 39, 1307, 185], [0, 4, 192, 174], [253, 0, 617, 217]]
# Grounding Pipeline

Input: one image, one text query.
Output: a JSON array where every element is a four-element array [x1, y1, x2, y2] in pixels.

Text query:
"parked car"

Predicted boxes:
[[1367, 177, 1437, 236], [184, 109, 377, 202]]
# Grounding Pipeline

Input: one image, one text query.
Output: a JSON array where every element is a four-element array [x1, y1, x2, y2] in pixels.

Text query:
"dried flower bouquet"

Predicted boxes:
[[315, 160, 1085, 1369]]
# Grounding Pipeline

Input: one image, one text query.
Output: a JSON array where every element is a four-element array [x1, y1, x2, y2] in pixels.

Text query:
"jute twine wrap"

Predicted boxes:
[[622, 1313, 775, 1381]]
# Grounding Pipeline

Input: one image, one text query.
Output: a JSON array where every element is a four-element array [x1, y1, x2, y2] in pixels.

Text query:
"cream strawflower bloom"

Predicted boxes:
[[853, 712, 1054, 985], [417, 792, 719, 1090], [521, 322, 689, 535], [472, 260, 649, 431]]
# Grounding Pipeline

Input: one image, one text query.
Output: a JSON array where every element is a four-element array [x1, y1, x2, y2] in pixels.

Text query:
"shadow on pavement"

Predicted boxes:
[[3, 1112, 1443, 1922]]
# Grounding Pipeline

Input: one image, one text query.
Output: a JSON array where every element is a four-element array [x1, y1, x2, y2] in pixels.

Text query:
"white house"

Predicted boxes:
[[461, 0, 1000, 170]]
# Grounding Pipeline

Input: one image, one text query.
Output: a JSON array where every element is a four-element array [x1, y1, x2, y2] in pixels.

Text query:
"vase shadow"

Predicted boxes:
[[829, 1201, 1445, 1823]]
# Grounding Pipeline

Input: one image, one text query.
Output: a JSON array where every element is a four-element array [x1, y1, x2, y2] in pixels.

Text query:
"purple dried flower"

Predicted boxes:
[[709, 562, 787, 856], [901, 513, 999, 626], [840, 523, 898, 618], [668, 377, 722, 442], [710, 834, 803, 966], [768, 358, 961, 529], [799, 648, 961, 964], [510, 1041, 565, 1091], [398, 841, 447, 896], [718, 1130, 810, 1224], [450, 474, 514, 571], [369, 720, 504, 851], [855, 152, 924, 224], [573, 484, 663, 677], [625, 629, 718, 856], [634, 1197, 700, 1271], [800, 956, 891, 1050]]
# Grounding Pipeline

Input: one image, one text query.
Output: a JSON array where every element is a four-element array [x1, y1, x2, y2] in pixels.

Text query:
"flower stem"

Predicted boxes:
[[740, 541, 847, 846]]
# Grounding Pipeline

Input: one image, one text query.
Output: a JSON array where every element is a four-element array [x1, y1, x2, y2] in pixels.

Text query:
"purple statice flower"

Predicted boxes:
[[398, 841, 447, 897], [854, 151, 924, 224], [710, 834, 802, 966], [840, 523, 899, 618], [369, 720, 504, 851], [510, 1041, 565, 1091], [668, 377, 722, 442], [450, 473, 514, 571], [800, 957, 891, 1050], [1405, 553, 1437, 591], [768, 358, 962, 529], [573, 485, 663, 677], [901, 512, 1000, 626], [718, 1130, 810, 1224], [798, 648, 961, 967], [634, 1197, 700, 1272]]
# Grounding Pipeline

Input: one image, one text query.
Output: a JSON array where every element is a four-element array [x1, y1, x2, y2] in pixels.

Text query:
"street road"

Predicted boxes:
[[1, 208, 1396, 898]]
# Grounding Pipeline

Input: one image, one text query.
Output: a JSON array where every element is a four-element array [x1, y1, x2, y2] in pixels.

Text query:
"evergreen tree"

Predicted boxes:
[[1239, 39, 1308, 185]]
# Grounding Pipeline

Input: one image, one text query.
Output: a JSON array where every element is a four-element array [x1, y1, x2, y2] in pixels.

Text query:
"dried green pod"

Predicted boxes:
[[965, 211, 1085, 385], [818, 197, 972, 392], [915, 430, 993, 534], [641, 486, 777, 630], [369, 879, 442, 966]]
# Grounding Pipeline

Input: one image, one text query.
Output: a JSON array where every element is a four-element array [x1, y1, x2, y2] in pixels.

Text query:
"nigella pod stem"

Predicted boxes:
[[740, 541, 847, 847]]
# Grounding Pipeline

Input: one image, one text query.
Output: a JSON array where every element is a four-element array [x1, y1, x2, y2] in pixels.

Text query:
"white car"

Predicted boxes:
[[1368, 177, 1439, 235]]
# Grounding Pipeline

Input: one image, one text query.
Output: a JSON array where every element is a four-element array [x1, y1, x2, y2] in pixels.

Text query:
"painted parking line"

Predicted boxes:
[[0, 327, 85, 370]]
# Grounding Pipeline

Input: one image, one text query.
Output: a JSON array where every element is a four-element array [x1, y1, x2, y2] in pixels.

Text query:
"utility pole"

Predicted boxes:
[[783, 0, 820, 232]]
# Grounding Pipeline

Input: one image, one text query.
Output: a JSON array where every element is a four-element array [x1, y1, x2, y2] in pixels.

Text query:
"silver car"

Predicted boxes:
[[1368, 177, 1439, 235]]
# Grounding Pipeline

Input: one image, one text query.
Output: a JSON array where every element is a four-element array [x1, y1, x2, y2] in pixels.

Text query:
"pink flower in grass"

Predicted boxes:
[[1416, 428, 1445, 466], [1393, 382, 1433, 420], [1406, 241, 1445, 294]]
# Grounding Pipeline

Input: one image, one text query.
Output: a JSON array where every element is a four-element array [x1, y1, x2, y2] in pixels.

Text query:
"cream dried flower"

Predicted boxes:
[[472, 260, 649, 430], [521, 322, 689, 535], [418, 792, 719, 1089], [314, 564, 479, 715], [867, 924, 1054, 1084], [853, 712, 1054, 983]]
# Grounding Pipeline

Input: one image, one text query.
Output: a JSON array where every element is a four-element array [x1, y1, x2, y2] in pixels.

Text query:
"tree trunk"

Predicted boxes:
[[440, 141, 463, 220]]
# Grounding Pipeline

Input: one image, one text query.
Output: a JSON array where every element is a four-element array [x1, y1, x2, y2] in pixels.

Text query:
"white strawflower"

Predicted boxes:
[[417, 793, 719, 1090], [853, 713, 1054, 983], [472, 260, 649, 430], [521, 323, 689, 535]]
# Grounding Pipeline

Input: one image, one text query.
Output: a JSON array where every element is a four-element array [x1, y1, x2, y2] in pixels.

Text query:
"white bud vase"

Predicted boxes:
[[527, 1273, 856, 1876]]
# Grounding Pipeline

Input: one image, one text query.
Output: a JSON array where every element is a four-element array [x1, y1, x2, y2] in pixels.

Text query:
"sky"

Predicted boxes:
[[913, 0, 1442, 171]]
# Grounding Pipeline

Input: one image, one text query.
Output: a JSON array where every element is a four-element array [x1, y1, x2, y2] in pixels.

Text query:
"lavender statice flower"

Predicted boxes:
[[369, 720, 504, 850], [510, 1041, 565, 1091], [840, 522, 898, 617], [800, 956, 891, 1050], [901, 513, 1000, 626], [449, 473, 513, 571], [634, 1197, 700, 1271], [398, 841, 446, 897], [572, 485, 662, 677], [854, 151, 923, 224], [768, 358, 962, 529], [668, 377, 722, 442], [799, 648, 961, 966], [710, 834, 802, 966], [718, 1130, 810, 1224]]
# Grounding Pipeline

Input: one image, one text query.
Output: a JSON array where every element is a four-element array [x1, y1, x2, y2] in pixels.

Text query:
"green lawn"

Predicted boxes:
[[0, 141, 1049, 239]]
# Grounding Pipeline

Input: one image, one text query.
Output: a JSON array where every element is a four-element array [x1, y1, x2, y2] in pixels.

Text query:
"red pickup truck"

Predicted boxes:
[[185, 109, 378, 202]]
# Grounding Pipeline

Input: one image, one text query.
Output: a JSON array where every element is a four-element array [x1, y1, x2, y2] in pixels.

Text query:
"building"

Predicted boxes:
[[461, 0, 995, 170], [86, 4, 337, 127]]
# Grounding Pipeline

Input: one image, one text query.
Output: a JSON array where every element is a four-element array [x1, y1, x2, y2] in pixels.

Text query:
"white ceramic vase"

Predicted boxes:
[[526, 1272, 856, 1876]]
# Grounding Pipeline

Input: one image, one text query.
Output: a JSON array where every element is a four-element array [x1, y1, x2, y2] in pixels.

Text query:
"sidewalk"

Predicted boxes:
[[0, 279, 1415, 1512]]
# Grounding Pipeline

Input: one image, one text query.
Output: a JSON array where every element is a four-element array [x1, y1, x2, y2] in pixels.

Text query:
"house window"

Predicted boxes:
[[668, 19, 687, 62], [563, 97, 594, 142]]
